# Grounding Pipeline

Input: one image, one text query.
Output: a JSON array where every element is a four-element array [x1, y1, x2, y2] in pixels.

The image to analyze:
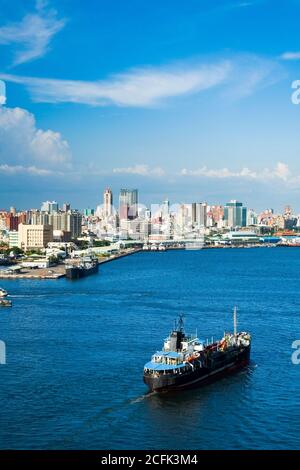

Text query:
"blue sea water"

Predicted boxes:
[[0, 247, 300, 450]]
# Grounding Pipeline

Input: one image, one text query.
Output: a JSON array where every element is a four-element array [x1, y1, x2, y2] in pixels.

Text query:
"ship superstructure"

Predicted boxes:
[[65, 239, 99, 280]]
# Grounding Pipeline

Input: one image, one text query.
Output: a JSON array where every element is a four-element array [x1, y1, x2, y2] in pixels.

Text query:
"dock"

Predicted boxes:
[[0, 249, 141, 280]]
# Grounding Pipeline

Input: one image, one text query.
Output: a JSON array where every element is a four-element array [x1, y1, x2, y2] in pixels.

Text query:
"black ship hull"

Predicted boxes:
[[65, 263, 99, 279], [144, 345, 250, 393], [0, 259, 13, 266]]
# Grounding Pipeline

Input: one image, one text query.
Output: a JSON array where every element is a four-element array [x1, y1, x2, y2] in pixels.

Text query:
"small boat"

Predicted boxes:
[[0, 288, 8, 298], [158, 244, 166, 251], [0, 299, 12, 307], [142, 243, 149, 250], [150, 244, 158, 251]]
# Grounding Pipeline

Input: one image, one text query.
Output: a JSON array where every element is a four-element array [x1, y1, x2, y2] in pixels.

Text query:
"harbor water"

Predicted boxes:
[[0, 247, 300, 449]]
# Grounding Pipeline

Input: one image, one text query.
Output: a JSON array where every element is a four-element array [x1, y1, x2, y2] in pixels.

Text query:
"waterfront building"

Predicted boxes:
[[222, 231, 259, 244], [18, 224, 53, 251], [119, 189, 138, 220], [224, 200, 247, 228]]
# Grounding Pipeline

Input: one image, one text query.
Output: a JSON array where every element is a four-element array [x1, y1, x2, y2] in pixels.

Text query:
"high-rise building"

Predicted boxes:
[[192, 203, 207, 227], [119, 189, 138, 220], [224, 200, 247, 228], [103, 188, 113, 218], [161, 199, 170, 223], [63, 203, 71, 212], [41, 201, 59, 213], [5, 213, 19, 231], [31, 212, 50, 225], [67, 211, 82, 239], [48, 211, 82, 239]]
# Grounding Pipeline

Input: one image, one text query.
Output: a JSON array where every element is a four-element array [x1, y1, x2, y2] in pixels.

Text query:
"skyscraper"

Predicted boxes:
[[192, 203, 207, 227], [119, 189, 138, 220], [63, 203, 71, 212], [103, 188, 113, 218], [41, 201, 59, 214], [224, 200, 247, 228]]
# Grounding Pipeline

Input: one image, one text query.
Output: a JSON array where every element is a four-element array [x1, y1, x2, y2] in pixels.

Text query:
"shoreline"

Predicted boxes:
[[0, 248, 142, 280], [0, 244, 298, 280]]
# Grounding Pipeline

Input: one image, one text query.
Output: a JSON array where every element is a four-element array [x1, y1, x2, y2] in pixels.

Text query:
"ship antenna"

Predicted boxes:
[[233, 306, 237, 337]]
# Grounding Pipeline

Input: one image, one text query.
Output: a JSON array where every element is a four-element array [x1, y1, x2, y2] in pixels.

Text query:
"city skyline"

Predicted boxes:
[[2, 187, 299, 252], [0, 188, 296, 217], [2, 1, 300, 209]]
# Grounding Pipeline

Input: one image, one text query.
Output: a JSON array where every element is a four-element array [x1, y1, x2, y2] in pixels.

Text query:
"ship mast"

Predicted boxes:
[[233, 306, 237, 337], [177, 313, 185, 332]]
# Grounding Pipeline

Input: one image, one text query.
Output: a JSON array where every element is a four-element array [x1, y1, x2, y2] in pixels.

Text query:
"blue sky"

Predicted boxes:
[[1, 0, 300, 211]]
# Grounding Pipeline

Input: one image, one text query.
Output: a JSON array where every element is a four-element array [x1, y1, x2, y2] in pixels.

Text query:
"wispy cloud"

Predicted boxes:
[[221, 54, 282, 100], [113, 164, 165, 177], [181, 162, 290, 181], [0, 60, 231, 107], [0, 54, 281, 108], [280, 51, 300, 61], [0, 164, 54, 176], [0, 1, 66, 66], [0, 80, 6, 105]]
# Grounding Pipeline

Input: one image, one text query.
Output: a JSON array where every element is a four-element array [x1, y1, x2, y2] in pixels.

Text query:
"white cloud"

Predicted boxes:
[[280, 51, 300, 61], [222, 54, 282, 100], [0, 164, 54, 176], [0, 1, 66, 66], [0, 53, 282, 108], [0, 61, 231, 107], [0, 80, 6, 105], [0, 106, 71, 172], [181, 162, 291, 181], [113, 164, 165, 177]]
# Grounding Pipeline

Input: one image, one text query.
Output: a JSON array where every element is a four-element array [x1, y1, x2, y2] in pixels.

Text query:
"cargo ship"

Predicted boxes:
[[65, 253, 99, 279], [143, 309, 251, 392]]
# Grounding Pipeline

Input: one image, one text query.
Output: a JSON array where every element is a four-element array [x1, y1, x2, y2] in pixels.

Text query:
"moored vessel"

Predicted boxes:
[[158, 244, 166, 251], [0, 288, 8, 298], [143, 309, 251, 392], [65, 254, 99, 279], [65, 238, 99, 280]]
